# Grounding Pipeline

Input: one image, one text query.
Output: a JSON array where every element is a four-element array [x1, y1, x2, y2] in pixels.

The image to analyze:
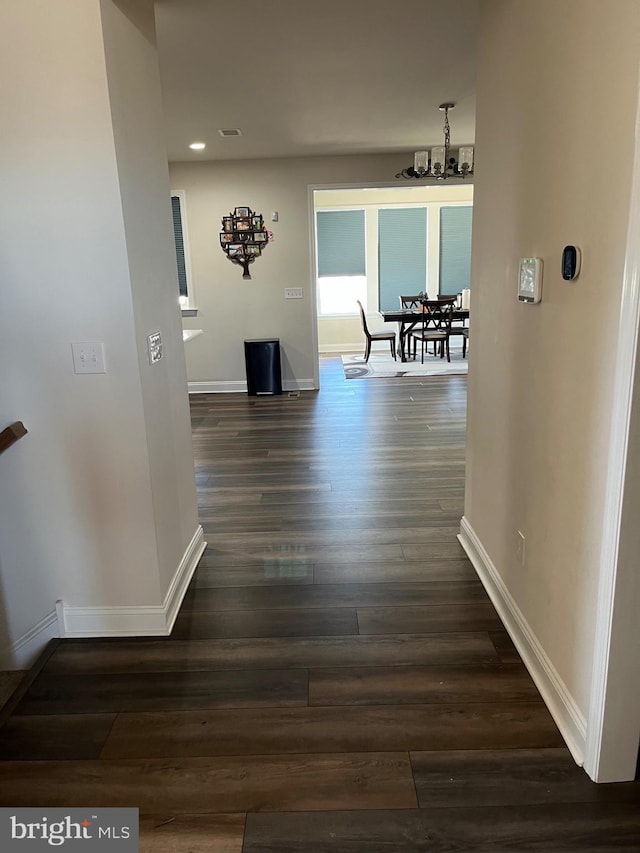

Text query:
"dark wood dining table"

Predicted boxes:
[[381, 308, 470, 362]]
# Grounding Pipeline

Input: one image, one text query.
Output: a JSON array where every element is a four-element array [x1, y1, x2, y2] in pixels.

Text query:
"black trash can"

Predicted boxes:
[[244, 338, 282, 396]]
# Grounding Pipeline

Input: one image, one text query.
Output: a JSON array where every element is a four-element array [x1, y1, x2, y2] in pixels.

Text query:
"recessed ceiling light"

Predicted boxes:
[[189, 142, 206, 150], [218, 128, 242, 137]]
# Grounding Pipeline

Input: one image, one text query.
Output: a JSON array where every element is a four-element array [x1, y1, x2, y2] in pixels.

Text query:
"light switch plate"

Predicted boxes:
[[284, 288, 303, 299], [147, 331, 163, 364], [71, 342, 106, 374]]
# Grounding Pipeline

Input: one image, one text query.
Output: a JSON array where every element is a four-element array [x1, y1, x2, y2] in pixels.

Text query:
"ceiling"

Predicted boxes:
[[154, 0, 479, 164]]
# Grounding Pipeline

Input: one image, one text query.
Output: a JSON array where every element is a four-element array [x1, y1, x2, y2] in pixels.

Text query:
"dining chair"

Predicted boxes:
[[356, 300, 396, 362], [409, 299, 455, 363], [440, 292, 468, 353], [399, 294, 427, 309]]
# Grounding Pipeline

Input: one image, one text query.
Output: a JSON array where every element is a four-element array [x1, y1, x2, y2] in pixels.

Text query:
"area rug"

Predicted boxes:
[[342, 350, 468, 379]]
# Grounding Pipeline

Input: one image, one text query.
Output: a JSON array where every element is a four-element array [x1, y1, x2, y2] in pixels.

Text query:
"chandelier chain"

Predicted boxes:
[[443, 107, 451, 155]]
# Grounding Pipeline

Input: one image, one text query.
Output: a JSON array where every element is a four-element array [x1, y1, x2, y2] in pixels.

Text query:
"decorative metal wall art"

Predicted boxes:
[[220, 206, 269, 279]]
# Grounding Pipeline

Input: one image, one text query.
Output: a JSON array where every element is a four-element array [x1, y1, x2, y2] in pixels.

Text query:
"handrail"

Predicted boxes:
[[0, 422, 28, 456]]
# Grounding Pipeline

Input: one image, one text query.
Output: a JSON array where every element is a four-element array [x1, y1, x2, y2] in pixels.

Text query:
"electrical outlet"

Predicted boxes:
[[516, 530, 526, 567], [284, 288, 303, 299], [71, 342, 106, 374]]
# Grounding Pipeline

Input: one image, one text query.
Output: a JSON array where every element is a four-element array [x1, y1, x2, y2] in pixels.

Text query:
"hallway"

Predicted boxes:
[[0, 357, 639, 850]]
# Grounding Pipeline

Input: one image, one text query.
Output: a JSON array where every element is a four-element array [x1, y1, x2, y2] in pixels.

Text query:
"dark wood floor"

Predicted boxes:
[[1, 356, 639, 851]]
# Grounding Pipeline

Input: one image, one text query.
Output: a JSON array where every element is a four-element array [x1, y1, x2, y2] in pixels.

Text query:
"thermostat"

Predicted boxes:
[[518, 257, 543, 304], [562, 245, 581, 280]]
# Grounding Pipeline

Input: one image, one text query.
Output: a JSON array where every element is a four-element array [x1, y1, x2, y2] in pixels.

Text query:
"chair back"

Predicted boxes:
[[356, 300, 370, 337], [419, 299, 455, 332], [399, 294, 427, 309], [437, 294, 460, 307]]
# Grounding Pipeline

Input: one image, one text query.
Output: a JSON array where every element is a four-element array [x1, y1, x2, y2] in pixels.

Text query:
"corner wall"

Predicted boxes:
[[463, 0, 640, 772], [0, 0, 201, 666]]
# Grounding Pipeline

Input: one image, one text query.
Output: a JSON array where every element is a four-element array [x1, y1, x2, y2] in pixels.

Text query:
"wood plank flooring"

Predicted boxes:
[[0, 356, 638, 851]]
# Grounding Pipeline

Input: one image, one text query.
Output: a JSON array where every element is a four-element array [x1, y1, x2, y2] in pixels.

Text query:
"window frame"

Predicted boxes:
[[315, 205, 367, 318], [170, 189, 197, 314]]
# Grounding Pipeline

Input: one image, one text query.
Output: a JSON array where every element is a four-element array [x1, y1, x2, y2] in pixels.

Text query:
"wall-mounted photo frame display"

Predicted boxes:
[[220, 206, 270, 279]]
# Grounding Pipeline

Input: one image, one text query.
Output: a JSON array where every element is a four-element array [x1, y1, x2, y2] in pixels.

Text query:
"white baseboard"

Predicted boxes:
[[164, 524, 207, 633], [58, 526, 206, 638], [458, 516, 587, 765], [0, 609, 59, 670], [284, 379, 316, 391], [188, 380, 316, 394], [188, 380, 245, 394]]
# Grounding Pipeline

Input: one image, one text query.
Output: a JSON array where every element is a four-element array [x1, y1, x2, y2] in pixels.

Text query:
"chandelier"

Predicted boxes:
[[396, 102, 474, 180]]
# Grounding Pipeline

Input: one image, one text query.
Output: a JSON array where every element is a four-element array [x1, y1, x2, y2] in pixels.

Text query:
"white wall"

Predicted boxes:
[[463, 0, 640, 775], [169, 156, 414, 390], [0, 0, 200, 665]]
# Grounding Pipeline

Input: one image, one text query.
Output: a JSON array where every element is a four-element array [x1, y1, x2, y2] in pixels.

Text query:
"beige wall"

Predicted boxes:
[[0, 0, 199, 663], [467, 0, 640, 732], [169, 156, 414, 389], [101, 0, 199, 595]]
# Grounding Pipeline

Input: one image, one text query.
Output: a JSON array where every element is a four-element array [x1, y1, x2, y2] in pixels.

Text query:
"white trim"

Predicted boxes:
[[319, 343, 362, 354], [584, 69, 640, 783], [164, 525, 207, 633], [308, 185, 321, 390], [458, 516, 587, 766], [58, 526, 206, 638], [0, 609, 59, 670], [188, 380, 315, 394], [283, 379, 316, 392], [189, 380, 246, 394]]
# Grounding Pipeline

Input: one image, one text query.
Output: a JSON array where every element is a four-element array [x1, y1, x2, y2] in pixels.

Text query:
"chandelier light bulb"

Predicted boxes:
[[414, 151, 429, 174]]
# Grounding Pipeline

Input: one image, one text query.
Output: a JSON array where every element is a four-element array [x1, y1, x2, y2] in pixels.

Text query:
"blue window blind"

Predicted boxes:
[[378, 208, 427, 311], [171, 195, 188, 297], [316, 210, 365, 276], [439, 206, 472, 295]]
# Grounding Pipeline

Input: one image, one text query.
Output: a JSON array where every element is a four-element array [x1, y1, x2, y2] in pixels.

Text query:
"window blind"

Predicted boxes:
[[316, 210, 365, 277], [378, 208, 427, 311], [171, 194, 188, 297], [439, 205, 472, 295]]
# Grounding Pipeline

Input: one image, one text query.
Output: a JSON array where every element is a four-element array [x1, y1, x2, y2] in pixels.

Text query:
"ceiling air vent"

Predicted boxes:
[[218, 128, 242, 137]]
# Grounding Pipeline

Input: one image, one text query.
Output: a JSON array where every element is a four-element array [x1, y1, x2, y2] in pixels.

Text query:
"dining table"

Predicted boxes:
[[380, 307, 470, 362]]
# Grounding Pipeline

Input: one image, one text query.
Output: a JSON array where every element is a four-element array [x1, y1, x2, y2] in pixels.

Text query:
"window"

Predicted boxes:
[[378, 208, 427, 311], [316, 210, 366, 315], [439, 205, 473, 295], [170, 190, 194, 308]]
